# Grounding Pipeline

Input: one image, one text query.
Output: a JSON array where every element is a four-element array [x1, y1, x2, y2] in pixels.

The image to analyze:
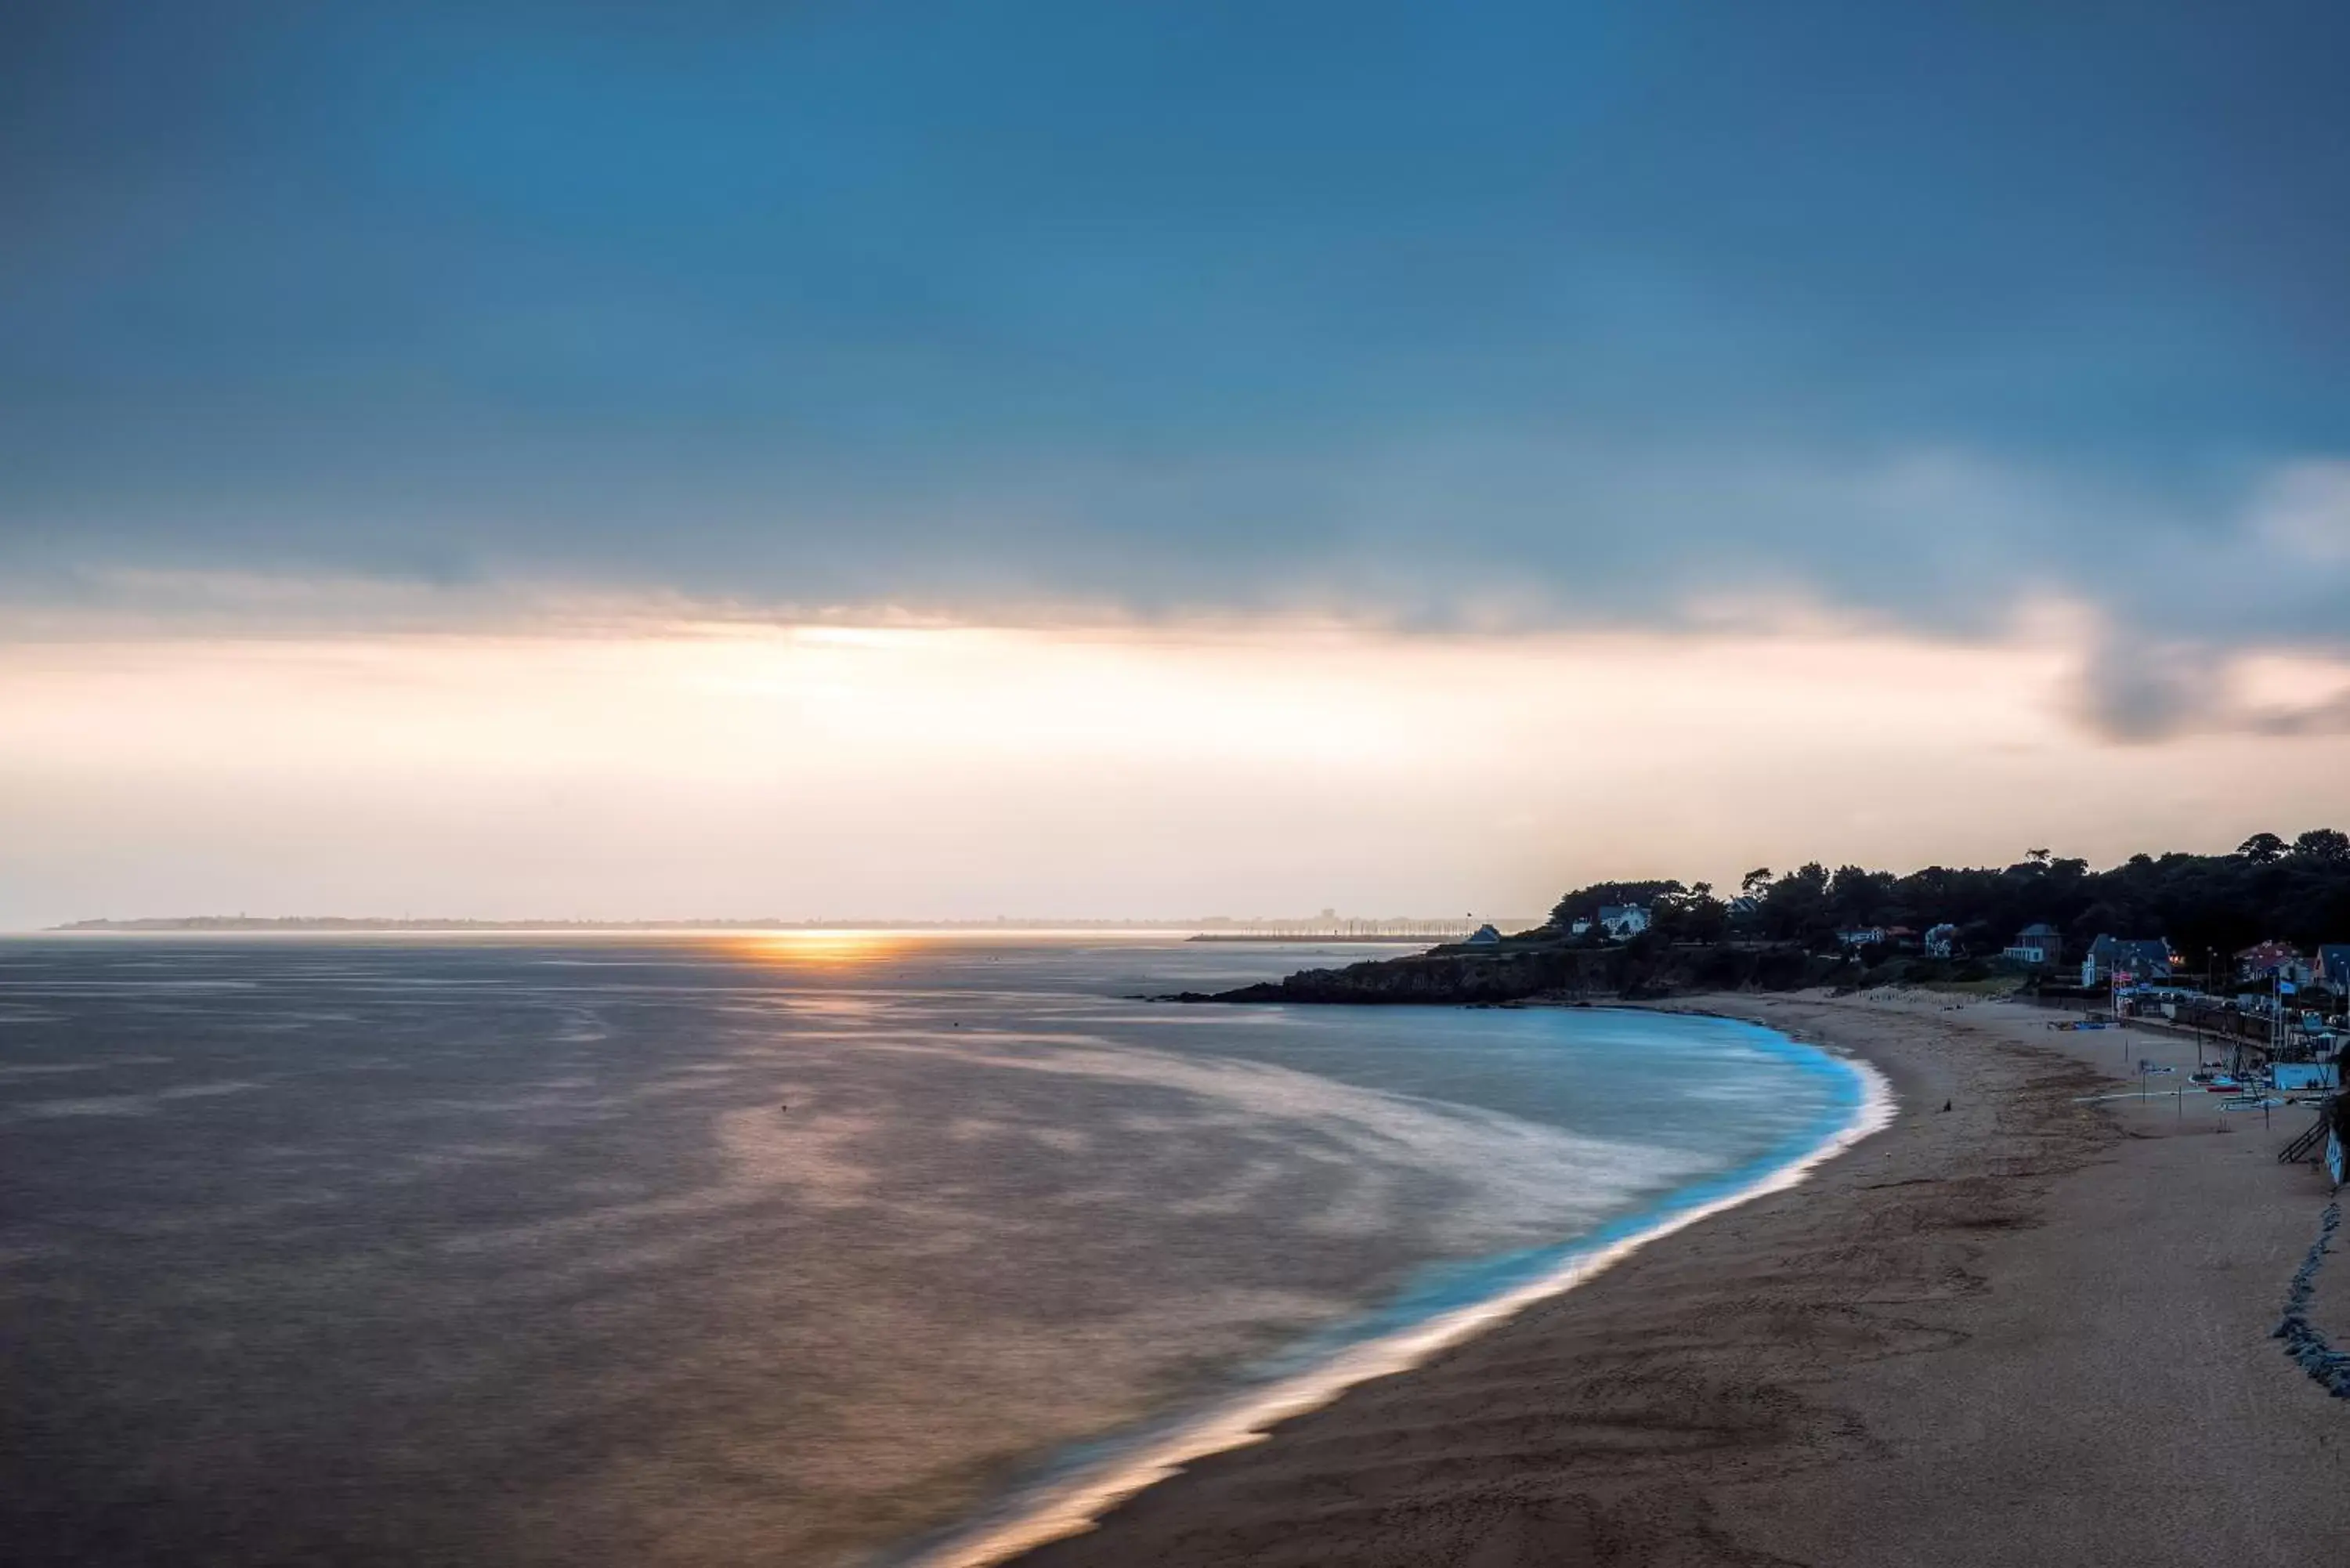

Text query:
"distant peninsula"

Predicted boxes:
[[45, 915, 1494, 934], [50, 916, 1158, 933], [1175, 833, 2350, 1006], [53, 916, 799, 932]]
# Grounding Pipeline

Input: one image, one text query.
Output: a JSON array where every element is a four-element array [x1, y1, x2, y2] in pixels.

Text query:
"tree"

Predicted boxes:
[[1740, 867, 1774, 898], [1540, 835, 2350, 963], [1651, 883, 1730, 945], [1756, 862, 1832, 943], [2292, 828, 2349, 865], [2238, 832, 2287, 864]]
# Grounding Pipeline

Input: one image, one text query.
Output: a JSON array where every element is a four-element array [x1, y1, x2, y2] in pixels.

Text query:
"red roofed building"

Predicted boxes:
[[2235, 941, 2311, 985]]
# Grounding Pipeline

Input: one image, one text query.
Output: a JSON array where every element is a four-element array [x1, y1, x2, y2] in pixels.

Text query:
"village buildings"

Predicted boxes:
[[1567, 905, 1651, 941], [2236, 940, 2313, 986], [2082, 935, 2174, 986]]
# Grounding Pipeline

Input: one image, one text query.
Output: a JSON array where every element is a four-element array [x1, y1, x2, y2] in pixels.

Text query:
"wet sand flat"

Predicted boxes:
[[1012, 990, 2349, 1567]]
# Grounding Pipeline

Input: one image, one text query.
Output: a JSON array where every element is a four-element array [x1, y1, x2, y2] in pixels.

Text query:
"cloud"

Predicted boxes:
[[2070, 615, 2350, 743], [9, 443, 2348, 669], [2072, 631, 2225, 742], [2245, 688, 2350, 736], [2, 3, 2346, 673]]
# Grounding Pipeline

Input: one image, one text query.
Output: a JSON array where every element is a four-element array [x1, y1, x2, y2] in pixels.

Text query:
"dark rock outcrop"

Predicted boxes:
[[1168, 941, 1845, 1005]]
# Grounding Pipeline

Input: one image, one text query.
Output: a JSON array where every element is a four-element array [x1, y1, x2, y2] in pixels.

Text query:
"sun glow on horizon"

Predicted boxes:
[[721, 930, 917, 971], [3, 616, 2348, 931]]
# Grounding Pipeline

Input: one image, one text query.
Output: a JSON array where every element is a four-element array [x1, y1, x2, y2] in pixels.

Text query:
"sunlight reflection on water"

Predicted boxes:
[[0, 935, 1850, 1568]]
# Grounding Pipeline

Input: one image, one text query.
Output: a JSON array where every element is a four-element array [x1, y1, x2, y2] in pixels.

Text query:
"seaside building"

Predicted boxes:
[[2082, 935, 2174, 987], [1923, 923, 1960, 959], [1596, 905, 1650, 940], [2004, 923, 2064, 966], [1465, 923, 1502, 947], [1835, 927, 1889, 950], [2236, 941, 2312, 985], [2319, 945, 2350, 991]]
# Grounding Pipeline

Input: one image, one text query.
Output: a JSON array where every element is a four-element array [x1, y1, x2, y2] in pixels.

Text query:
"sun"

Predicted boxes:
[[721, 930, 911, 970]]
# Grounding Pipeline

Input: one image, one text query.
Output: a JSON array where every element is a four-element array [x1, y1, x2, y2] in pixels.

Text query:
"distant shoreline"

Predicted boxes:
[[42, 918, 1282, 934], [1181, 934, 1452, 944], [44, 918, 1524, 938]]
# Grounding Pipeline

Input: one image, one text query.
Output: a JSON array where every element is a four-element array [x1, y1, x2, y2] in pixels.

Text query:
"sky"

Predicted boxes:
[[3, 3, 2348, 927]]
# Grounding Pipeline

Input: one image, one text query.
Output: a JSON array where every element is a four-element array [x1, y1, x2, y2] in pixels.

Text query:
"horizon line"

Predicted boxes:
[[27, 915, 1537, 936]]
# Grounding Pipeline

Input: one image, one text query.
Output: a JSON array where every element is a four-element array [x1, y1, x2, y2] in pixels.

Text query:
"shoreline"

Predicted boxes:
[[902, 1014, 1893, 1568], [1006, 990, 2350, 1567]]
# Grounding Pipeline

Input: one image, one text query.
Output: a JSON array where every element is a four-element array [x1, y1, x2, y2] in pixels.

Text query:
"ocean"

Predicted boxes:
[[0, 934, 1872, 1566]]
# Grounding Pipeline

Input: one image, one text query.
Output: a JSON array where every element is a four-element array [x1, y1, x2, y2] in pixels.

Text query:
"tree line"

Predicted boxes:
[[1545, 830, 2350, 971]]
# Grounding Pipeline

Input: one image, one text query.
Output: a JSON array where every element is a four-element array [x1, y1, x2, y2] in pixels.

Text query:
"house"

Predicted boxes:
[[2319, 945, 2350, 990], [1568, 905, 1650, 942], [1835, 927, 1889, 950], [2003, 923, 2063, 965], [1465, 923, 1502, 948], [1923, 923, 1960, 959], [2081, 935, 2173, 987], [1596, 905, 1650, 940], [2236, 941, 2312, 986]]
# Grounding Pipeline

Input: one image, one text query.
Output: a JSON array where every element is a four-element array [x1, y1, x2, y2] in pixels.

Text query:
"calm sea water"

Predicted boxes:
[[0, 935, 1860, 1566]]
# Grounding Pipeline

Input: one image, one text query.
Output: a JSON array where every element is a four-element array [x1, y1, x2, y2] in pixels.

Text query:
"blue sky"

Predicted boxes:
[[5, 3, 2349, 709]]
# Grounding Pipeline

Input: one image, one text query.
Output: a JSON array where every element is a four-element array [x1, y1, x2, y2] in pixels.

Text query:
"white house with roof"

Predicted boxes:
[[1596, 905, 1649, 940], [2003, 923, 2064, 965], [1571, 905, 1650, 941]]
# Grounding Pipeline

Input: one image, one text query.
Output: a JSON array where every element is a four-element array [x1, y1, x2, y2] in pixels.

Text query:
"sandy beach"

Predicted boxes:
[[1010, 990, 2349, 1567]]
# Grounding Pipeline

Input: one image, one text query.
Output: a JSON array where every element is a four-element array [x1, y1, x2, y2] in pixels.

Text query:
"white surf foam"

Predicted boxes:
[[907, 1042, 1896, 1568]]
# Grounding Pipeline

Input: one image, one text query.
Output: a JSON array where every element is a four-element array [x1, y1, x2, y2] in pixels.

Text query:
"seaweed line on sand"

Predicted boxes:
[[2272, 1200, 2350, 1398]]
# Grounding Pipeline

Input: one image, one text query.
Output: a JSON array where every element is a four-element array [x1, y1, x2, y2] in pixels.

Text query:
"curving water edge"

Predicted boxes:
[[900, 1017, 1897, 1568]]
